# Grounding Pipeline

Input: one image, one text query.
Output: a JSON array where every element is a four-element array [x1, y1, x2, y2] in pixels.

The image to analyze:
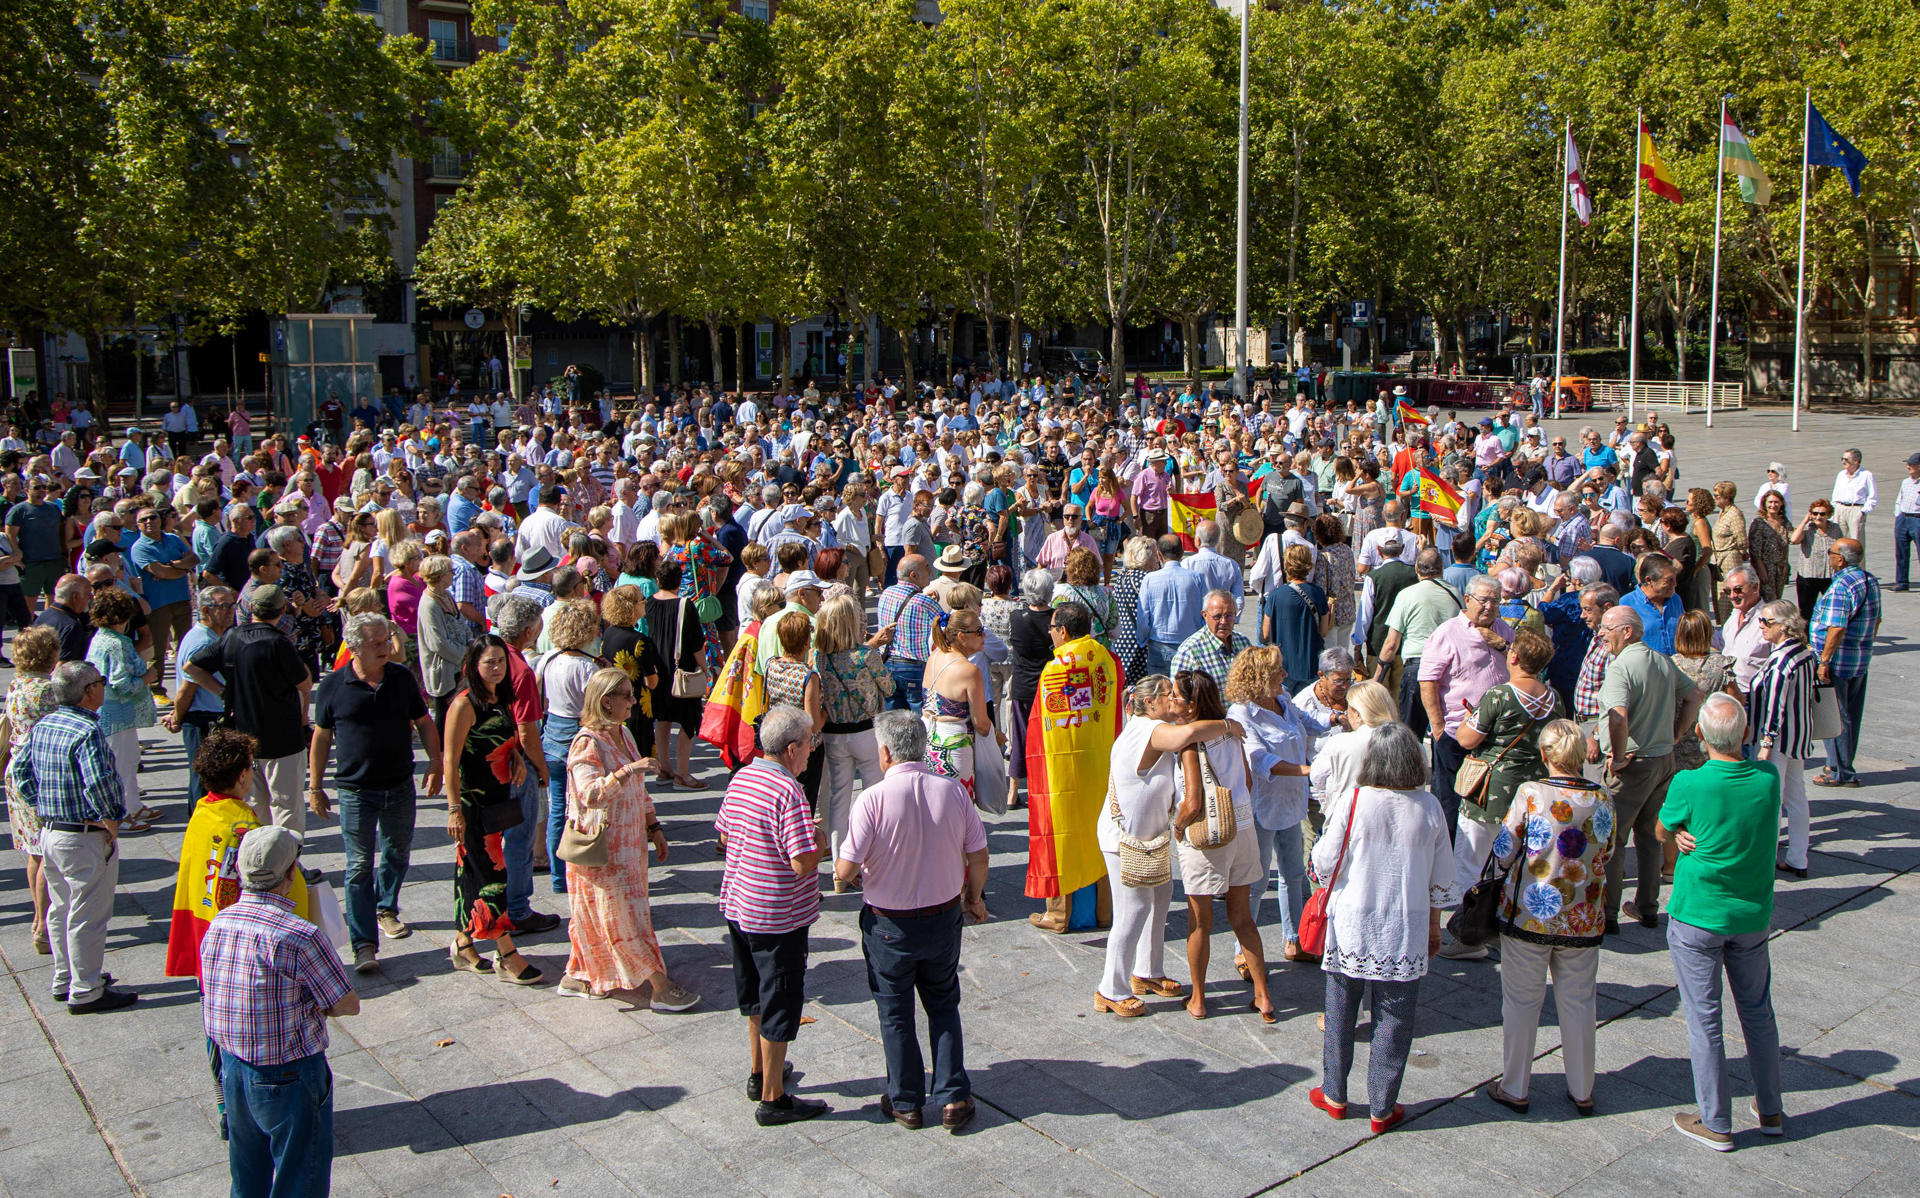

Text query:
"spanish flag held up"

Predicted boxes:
[[1414, 467, 1465, 522], [1168, 491, 1218, 552], [1397, 400, 1430, 427], [1639, 118, 1684, 204]]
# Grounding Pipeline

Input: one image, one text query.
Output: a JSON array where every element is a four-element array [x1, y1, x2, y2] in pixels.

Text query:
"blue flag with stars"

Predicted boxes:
[[1807, 102, 1868, 196]]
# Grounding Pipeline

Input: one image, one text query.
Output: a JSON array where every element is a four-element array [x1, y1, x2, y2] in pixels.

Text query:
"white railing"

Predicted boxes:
[[1585, 378, 1744, 413]]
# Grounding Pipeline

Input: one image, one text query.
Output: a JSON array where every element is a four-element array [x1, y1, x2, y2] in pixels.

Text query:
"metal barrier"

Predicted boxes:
[[1586, 378, 1744, 413]]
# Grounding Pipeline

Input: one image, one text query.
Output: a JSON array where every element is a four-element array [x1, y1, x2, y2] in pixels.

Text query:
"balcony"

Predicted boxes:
[[429, 36, 473, 64]]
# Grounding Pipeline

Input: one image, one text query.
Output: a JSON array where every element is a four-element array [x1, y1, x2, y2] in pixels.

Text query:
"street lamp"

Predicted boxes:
[[1233, 0, 1250, 400]]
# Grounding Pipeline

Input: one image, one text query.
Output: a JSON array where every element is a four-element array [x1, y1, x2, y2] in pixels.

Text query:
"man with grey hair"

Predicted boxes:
[[1718, 563, 1769, 695], [1656, 693, 1784, 1151], [186, 583, 313, 831], [20, 661, 138, 1011], [310, 613, 442, 974], [1810, 537, 1879, 787], [1182, 519, 1242, 599], [1372, 546, 1461, 738], [1593, 603, 1702, 933], [835, 710, 989, 1132], [1171, 589, 1249, 687], [717, 704, 827, 1126], [1419, 574, 1511, 853], [164, 584, 239, 800], [1830, 447, 1875, 546]]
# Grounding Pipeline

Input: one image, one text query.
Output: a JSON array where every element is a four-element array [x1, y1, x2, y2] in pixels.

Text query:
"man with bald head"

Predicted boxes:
[[878, 554, 942, 711]]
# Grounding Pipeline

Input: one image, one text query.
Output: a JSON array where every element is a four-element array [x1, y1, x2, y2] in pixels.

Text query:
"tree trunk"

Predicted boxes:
[[774, 319, 790, 392], [943, 311, 958, 388], [503, 308, 522, 402], [634, 317, 652, 394], [895, 328, 916, 399], [1372, 280, 1385, 369], [1007, 312, 1024, 377], [703, 316, 724, 388], [1287, 124, 1301, 374], [737, 321, 749, 393], [1109, 319, 1126, 388], [1860, 272, 1877, 403], [86, 329, 110, 435], [1185, 314, 1202, 394]]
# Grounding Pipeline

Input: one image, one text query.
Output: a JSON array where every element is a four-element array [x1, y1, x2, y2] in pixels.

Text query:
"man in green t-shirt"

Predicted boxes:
[[1656, 693, 1784, 1153]]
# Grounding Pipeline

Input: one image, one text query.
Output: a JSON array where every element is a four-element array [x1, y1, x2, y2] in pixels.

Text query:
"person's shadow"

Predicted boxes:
[[335, 1081, 685, 1154]]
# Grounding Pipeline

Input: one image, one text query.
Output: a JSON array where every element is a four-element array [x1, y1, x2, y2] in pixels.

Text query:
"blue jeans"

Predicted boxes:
[[1823, 672, 1869, 782], [542, 714, 580, 893], [860, 905, 969, 1108], [219, 1049, 332, 1198], [1143, 642, 1178, 678], [1252, 822, 1308, 945], [1895, 513, 1920, 589], [181, 718, 209, 802], [502, 768, 543, 920], [885, 659, 924, 712], [1429, 734, 1469, 843], [1667, 918, 1782, 1135], [336, 783, 416, 951], [884, 545, 905, 589]]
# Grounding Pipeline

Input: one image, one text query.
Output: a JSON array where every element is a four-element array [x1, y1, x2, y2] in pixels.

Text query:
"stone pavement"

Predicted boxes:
[[3, 407, 1920, 1197]]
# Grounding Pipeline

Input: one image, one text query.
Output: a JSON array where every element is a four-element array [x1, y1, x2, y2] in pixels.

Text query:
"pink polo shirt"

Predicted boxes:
[[841, 762, 987, 910], [1418, 613, 1513, 737]]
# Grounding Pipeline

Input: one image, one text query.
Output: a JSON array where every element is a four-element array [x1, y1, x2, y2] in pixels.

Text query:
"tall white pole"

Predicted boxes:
[[1791, 87, 1811, 434], [1233, 0, 1250, 399], [1705, 98, 1727, 429], [1553, 117, 1570, 421], [1628, 109, 1643, 425]]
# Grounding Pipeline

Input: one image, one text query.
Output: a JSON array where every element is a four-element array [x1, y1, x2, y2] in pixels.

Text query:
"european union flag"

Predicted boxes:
[[1808, 102, 1868, 197]]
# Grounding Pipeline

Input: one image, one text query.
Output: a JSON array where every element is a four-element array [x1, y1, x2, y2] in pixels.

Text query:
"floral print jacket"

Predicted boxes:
[[1492, 776, 1614, 949]]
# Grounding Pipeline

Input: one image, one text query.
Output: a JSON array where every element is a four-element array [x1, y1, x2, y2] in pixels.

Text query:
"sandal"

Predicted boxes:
[[495, 950, 545, 986], [122, 807, 160, 832], [449, 939, 493, 974], [1251, 1000, 1277, 1025], [1233, 952, 1252, 984]]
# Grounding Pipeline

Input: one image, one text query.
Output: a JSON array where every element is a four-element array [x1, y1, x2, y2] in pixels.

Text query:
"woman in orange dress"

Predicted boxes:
[[559, 667, 700, 1010]]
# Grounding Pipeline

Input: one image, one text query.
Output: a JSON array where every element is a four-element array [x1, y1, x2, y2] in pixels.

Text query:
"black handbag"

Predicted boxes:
[[477, 798, 524, 835], [1446, 849, 1517, 948]]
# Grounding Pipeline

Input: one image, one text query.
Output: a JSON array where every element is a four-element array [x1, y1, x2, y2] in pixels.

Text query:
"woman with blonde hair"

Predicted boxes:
[[1747, 599, 1817, 878], [1485, 718, 1613, 1116], [1709, 481, 1747, 620], [1051, 546, 1116, 649], [561, 667, 698, 1009], [920, 607, 999, 804], [598, 584, 659, 755], [814, 594, 894, 883], [370, 507, 408, 583], [332, 510, 380, 595], [1308, 679, 1398, 819], [417, 553, 472, 727], [538, 600, 607, 893], [386, 539, 428, 682], [1225, 646, 1319, 963], [6, 625, 63, 950], [764, 608, 826, 808]]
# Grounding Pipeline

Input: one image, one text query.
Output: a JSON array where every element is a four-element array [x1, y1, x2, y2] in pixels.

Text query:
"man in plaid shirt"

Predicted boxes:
[[877, 554, 940, 711], [1811, 538, 1882, 787], [1171, 590, 1251, 687], [201, 825, 358, 1196]]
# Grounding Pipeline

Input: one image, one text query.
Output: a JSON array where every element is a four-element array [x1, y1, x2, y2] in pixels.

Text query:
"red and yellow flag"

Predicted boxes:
[[1414, 467, 1465, 522], [1168, 490, 1218, 552], [699, 621, 765, 768], [167, 795, 312, 978], [1397, 400, 1430, 427], [1639, 119, 1684, 204], [1024, 636, 1123, 900]]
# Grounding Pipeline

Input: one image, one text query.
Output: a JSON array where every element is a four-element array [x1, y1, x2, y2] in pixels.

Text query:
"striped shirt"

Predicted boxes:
[[716, 759, 820, 934], [1747, 642, 1816, 760], [200, 892, 353, 1066], [1811, 567, 1881, 679]]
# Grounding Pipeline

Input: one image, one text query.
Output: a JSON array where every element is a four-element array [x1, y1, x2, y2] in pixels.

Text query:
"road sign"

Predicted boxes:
[[1022, 332, 1032, 348], [8, 348, 37, 399], [463, 308, 486, 330], [1351, 300, 1371, 324]]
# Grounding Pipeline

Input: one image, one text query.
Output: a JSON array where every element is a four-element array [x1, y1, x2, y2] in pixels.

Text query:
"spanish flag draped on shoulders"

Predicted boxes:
[[166, 794, 312, 977], [1024, 634, 1123, 928]]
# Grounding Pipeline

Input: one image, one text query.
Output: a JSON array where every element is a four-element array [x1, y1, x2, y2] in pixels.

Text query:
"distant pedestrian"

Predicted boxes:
[[200, 825, 359, 1196]]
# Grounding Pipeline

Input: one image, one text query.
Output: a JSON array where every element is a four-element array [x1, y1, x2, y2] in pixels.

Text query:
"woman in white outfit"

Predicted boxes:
[[1307, 679, 1400, 822], [1172, 669, 1275, 1022], [1746, 599, 1816, 878], [1092, 675, 1238, 1017]]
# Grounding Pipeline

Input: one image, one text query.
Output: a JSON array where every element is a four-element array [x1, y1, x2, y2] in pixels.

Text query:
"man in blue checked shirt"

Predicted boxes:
[[1811, 538, 1881, 788], [17, 661, 137, 1013]]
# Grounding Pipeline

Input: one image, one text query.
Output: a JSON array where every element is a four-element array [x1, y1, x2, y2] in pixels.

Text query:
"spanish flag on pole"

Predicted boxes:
[[1168, 491, 1218, 552], [1639, 118, 1684, 204], [1397, 400, 1430, 427], [1414, 467, 1465, 522]]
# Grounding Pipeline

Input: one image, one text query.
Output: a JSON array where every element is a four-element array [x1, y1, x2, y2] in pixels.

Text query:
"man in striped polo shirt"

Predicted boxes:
[[717, 706, 827, 1126]]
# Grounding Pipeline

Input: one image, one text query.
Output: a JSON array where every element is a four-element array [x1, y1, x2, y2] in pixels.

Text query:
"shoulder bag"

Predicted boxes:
[[1297, 786, 1359, 957], [1108, 776, 1172, 888], [555, 731, 613, 867], [1807, 681, 1841, 742], [1453, 691, 1538, 804], [1179, 742, 1238, 850], [1447, 842, 1519, 947], [687, 555, 723, 623], [669, 598, 709, 699]]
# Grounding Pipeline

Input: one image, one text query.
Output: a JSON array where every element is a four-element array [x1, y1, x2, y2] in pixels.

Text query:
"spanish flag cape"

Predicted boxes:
[[1024, 635, 1123, 899], [165, 794, 312, 978], [1167, 491, 1218, 553], [699, 619, 765, 769]]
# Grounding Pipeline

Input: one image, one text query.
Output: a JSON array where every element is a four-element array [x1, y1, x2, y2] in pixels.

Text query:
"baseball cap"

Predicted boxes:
[[239, 826, 303, 891], [784, 570, 824, 595]]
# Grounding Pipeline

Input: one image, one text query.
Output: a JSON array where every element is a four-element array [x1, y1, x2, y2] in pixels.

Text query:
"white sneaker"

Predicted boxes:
[[1437, 937, 1489, 961]]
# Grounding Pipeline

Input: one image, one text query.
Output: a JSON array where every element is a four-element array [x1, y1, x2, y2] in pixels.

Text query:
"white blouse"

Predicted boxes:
[[1309, 726, 1374, 810], [1310, 784, 1459, 983], [1097, 716, 1177, 855]]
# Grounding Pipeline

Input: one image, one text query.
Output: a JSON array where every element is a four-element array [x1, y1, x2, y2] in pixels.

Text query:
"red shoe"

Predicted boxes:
[[1369, 1104, 1406, 1134], [1308, 1087, 1347, 1120]]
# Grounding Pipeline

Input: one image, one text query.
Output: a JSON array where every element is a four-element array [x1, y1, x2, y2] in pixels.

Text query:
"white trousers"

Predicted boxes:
[[822, 729, 883, 863], [1453, 816, 1500, 899], [252, 751, 308, 834], [1498, 936, 1600, 1102], [1098, 852, 1171, 1002], [1777, 754, 1809, 870], [42, 829, 120, 1004], [106, 728, 140, 813]]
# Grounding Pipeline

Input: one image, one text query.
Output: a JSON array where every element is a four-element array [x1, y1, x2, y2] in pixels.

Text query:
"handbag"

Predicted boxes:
[[1446, 847, 1518, 948], [477, 798, 524, 835], [307, 878, 350, 950], [1808, 683, 1842, 742], [1179, 742, 1238, 850], [973, 727, 1009, 816], [0, 711, 12, 778], [669, 597, 708, 699], [1297, 787, 1359, 957], [556, 819, 609, 867], [867, 542, 887, 579], [1453, 694, 1540, 804], [687, 556, 722, 623], [1108, 777, 1172, 888]]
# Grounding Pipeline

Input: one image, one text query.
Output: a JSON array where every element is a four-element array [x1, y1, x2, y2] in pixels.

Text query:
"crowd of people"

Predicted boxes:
[[0, 371, 1911, 1189]]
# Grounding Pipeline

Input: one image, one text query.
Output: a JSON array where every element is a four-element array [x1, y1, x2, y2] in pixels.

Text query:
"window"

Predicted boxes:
[[429, 138, 463, 180], [427, 18, 466, 61], [357, 0, 380, 14], [1871, 262, 1908, 320], [742, 0, 771, 20]]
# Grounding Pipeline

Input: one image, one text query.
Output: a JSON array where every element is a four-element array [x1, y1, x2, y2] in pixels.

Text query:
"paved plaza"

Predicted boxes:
[[3, 406, 1920, 1197]]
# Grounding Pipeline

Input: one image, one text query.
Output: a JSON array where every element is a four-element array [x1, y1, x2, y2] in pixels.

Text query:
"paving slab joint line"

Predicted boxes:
[[1244, 849, 1920, 1194], [0, 940, 147, 1197]]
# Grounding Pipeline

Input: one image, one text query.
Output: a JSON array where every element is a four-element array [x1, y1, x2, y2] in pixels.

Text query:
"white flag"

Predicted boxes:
[[1566, 131, 1593, 226]]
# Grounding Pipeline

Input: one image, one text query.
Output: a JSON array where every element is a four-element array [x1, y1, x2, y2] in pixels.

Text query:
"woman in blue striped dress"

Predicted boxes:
[[1746, 599, 1817, 879]]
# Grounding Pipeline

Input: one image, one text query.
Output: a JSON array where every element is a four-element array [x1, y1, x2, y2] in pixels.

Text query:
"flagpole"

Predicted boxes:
[[1628, 109, 1643, 425], [1553, 117, 1570, 422], [1705, 98, 1727, 429], [1791, 87, 1811, 434]]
